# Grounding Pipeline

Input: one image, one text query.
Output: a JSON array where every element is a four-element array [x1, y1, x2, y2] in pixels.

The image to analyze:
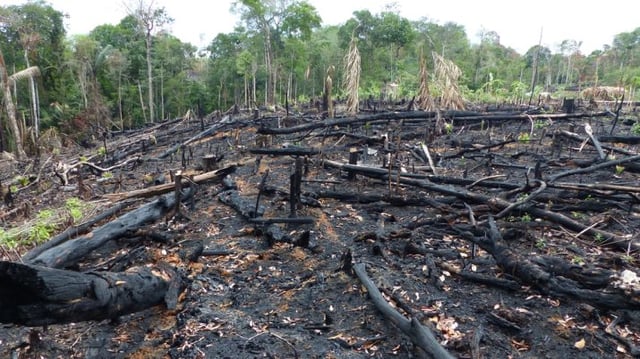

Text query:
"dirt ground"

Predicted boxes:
[[2, 103, 640, 358]]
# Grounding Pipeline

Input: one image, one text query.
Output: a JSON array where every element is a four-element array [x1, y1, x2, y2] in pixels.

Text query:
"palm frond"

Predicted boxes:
[[417, 48, 434, 111], [432, 53, 464, 110], [8, 66, 40, 85]]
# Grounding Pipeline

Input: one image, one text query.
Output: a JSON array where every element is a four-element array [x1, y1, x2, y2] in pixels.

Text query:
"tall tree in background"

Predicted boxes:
[[0, 2, 65, 137], [128, 0, 172, 123], [559, 39, 582, 85], [232, 0, 320, 106]]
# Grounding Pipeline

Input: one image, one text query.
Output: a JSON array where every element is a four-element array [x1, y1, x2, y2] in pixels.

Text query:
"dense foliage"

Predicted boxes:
[[0, 0, 639, 156]]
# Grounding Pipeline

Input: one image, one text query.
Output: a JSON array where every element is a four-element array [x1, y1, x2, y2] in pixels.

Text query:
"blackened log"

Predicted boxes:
[[0, 261, 180, 326], [257, 110, 605, 135], [218, 190, 264, 218], [467, 218, 640, 310], [313, 189, 452, 208], [598, 135, 640, 144], [28, 188, 195, 269], [353, 262, 454, 359], [249, 147, 320, 156], [248, 217, 315, 225], [258, 111, 436, 134], [22, 200, 134, 262], [260, 184, 321, 207], [325, 159, 638, 251]]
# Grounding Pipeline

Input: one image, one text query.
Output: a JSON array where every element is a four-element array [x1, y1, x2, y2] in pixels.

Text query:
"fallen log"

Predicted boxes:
[[0, 260, 181, 326], [353, 262, 454, 359], [465, 218, 640, 310], [28, 188, 195, 269], [325, 159, 639, 251], [102, 165, 235, 201], [22, 200, 135, 262], [156, 115, 232, 159], [249, 147, 320, 156], [257, 110, 606, 135]]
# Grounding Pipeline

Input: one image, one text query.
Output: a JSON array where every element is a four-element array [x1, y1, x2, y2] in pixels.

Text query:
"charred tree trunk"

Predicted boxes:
[[0, 261, 181, 326]]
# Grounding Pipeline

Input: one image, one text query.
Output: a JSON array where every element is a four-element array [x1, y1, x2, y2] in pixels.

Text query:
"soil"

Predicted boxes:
[[2, 103, 640, 359]]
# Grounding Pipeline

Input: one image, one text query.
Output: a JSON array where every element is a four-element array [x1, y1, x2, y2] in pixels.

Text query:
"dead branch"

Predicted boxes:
[[156, 115, 232, 159], [353, 262, 454, 359]]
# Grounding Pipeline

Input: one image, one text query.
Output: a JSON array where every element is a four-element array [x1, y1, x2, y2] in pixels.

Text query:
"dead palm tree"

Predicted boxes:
[[433, 52, 465, 110], [343, 37, 361, 115], [417, 48, 435, 111]]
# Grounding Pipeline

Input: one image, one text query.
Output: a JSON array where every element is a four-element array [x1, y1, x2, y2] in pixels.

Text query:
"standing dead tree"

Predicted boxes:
[[323, 65, 335, 118], [417, 48, 435, 111], [344, 37, 361, 115], [0, 48, 27, 159], [433, 52, 465, 110]]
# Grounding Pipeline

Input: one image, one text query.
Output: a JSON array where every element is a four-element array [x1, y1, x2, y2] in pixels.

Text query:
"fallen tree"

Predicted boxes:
[[0, 260, 181, 326], [28, 188, 195, 269]]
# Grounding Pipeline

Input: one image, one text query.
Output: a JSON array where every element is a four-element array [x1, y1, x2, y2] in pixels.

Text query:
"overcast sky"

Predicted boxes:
[[5, 0, 639, 54]]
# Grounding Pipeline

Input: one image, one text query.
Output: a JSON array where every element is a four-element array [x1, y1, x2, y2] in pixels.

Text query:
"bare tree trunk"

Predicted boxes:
[[0, 50, 26, 159], [23, 50, 39, 139], [118, 69, 123, 130], [145, 35, 154, 122], [160, 65, 165, 121], [138, 81, 147, 123]]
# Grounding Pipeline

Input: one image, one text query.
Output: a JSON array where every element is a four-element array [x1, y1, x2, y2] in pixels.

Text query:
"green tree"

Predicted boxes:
[[127, 0, 173, 123], [0, 1, 66, 154], [232, 0, 321, 106], [208, 28, 248, 110]]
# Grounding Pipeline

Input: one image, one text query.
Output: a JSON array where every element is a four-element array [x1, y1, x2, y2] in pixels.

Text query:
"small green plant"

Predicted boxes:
[[571, 211, 586, 219], [79, 155, 88, 162], [15, 176, 29, 187], [593, 232, 605, 243], [534, 120, 548, 129], [28, 209, 57, 244], [535, 238, 546, 249], [615, 165, 625, 175], [97, 146, 107, 156], [65, 197, 84, 222], [517, 132, 530, 142], [631, 122, 640, 135], [444, 122, 453, 135], [0, 228, 19, 247], [520, 213, 532, 222], [9, 185, 18, 193], [621, 255, 635, 264], [29, 222, 54, 244], [102, 171, 114, 179], [571, 256, 585, 265]]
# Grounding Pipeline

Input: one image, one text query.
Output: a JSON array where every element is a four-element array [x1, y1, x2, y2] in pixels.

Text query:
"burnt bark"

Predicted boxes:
[[0, 261, 181, 326], [28, 188, 195, 269]]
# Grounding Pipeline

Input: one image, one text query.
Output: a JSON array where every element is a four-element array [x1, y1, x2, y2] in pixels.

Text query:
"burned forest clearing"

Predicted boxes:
[[2, 102, 640, 358]]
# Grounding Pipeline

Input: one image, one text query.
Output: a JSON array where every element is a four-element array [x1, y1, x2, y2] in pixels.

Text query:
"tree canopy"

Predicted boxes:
[[0, 0, 639, 157]]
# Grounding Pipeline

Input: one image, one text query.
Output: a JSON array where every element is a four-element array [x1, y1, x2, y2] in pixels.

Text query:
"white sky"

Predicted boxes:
[[5, 0, 639, 54]]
